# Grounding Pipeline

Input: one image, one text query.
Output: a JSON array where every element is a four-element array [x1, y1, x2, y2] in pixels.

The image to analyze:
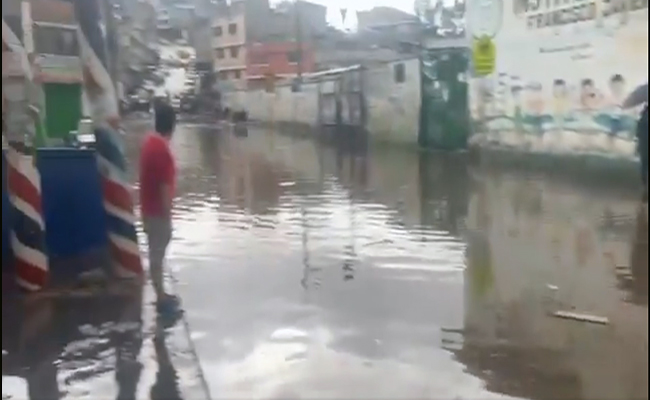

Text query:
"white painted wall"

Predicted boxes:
[[223, 58, 421, 145], [365, 58, 421, 144], [468, 0, 648, 160]]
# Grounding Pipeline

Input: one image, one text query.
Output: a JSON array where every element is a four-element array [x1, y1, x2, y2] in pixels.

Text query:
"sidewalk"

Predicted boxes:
[[2, 276, 209, 400]]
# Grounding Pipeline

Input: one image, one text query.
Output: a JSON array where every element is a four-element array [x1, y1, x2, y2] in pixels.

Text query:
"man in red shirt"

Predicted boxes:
[[140, 103, 177, 312]]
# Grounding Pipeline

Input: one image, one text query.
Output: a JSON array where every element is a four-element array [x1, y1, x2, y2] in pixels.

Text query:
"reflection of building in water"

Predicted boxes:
[[617, 205, 648, 305], [462, 166, 648, 400], [2, 288, 145, 400], [215, 133, 288, 215]]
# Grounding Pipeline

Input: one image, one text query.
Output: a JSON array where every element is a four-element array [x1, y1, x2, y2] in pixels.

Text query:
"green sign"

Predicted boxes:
[[472, 36, 496, 77]]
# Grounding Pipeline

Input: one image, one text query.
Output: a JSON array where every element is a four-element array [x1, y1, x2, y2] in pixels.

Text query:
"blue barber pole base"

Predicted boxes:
[[37, 148, 111, 284], [2, 148, 113, 286]]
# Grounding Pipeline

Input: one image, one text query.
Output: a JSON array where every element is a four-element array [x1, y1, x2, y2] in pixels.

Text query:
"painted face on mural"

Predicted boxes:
[[553, 80, 567, 98], [609, 74, 626, 104], [552, 79, 569, 115], [526, 83, 545, 115], [580, 79, 601, 110], [511, 86, 523, 105]]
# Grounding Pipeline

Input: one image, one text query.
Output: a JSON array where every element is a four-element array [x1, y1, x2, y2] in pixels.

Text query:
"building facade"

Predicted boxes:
[[212, 1, 247, 90], [247, 41, 315, 88]]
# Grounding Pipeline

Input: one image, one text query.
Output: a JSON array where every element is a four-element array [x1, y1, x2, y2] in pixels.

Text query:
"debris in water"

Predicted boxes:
[[552, 310, 609, 325]]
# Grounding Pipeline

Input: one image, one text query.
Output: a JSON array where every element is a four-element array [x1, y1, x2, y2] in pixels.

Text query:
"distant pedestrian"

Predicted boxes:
[[139, 103, 178, 314]]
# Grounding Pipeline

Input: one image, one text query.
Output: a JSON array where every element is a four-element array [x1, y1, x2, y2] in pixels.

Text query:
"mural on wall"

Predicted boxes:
[[469, 0, 649, 157]]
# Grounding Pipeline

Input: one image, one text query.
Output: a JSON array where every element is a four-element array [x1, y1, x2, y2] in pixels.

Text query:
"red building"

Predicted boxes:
[[246, 42, 315, 89]]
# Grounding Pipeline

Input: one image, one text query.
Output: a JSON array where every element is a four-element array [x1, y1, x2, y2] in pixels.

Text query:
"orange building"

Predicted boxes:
[[246, 41, 315, 89]]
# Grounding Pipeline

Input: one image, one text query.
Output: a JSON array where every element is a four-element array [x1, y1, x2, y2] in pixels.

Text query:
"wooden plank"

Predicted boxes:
[[552, 310, 610, 325]]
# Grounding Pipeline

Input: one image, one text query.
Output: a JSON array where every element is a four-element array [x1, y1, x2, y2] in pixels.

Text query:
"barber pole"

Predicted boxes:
[[6, 144, 48, 291], [95, 126, 143, 278], [72, 0, 143, 278], [4, 17, 49, 291]]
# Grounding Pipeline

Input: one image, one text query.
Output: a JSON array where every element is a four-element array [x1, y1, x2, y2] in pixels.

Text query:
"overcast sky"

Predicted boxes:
[[271, 0, 416, 30]]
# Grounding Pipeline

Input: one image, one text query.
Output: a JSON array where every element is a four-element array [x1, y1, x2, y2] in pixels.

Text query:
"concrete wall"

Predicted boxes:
[[225, 81, 320, 126], [468, 0, 648, 160], [365, 58, 420, 144], [223, 58, 421, 145]]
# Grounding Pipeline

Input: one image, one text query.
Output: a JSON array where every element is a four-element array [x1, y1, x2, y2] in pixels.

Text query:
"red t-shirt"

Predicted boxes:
[[139, 133, 176, 217]]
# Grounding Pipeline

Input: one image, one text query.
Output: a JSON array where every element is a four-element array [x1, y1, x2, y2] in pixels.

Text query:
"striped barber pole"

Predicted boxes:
[[6, 144, 48, 291], [95, 127, 142, 278], [74, 14, 143, 278]]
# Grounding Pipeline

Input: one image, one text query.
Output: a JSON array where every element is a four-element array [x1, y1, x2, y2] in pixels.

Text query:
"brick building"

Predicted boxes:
[[246, 41, 315, 89]]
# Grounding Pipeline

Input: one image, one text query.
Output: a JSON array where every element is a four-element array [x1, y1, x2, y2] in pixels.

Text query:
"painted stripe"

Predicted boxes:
[[11, 211, 46, 251], [102, 177, 135, 213], [109, 243, 142, 276], [104, 201, 136, 225], [14, 257, 47, 290], [6, 151, 41, 192], [11, 232, 47, 271], [97, 155, 129, 183], [109, 233, 141, 255], [16, 277, 40, 292], [7, 166, 42, 216], [105, 213, 139, 242], [9, 194, 44, 229]]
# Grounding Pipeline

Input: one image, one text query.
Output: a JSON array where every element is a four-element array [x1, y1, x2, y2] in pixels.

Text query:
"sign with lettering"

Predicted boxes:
[[472, 35, 496, 76]]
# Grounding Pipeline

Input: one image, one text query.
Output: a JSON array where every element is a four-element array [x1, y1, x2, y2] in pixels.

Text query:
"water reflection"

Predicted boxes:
[[162, 124, 646, 399], [5, 122, 647, 400], [2, 280, 201, 400]]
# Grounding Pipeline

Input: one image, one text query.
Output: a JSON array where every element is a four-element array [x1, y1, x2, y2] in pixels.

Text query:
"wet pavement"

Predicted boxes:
[[3, 121, 649, 400]]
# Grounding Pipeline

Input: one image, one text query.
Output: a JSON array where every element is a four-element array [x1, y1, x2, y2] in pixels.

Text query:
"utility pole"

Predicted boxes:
[[102, 0, 120, 95], [294, 0, 303, 84]]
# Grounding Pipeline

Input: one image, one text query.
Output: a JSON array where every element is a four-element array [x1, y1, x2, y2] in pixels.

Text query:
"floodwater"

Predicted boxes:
[[3, 122, 648, 400]]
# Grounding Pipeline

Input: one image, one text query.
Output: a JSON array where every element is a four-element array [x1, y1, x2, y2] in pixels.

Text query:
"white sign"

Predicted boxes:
[[36, 54, 83, 83]]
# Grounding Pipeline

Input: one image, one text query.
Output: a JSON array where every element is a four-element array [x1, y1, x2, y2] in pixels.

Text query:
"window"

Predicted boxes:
[[214, 26, 223, 36], [34, 25, 79, 56], [394, 63, 406, 84], [219, 71, 228, 80], [228, 23, 237, 35], [230, 46, 240, 58], [287, 50, 301, 64], [216, 48, 225, 59], [234, 70, 241, 79]]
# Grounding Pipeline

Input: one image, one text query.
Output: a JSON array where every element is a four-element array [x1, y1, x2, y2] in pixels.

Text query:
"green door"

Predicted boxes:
[[43, 83, 82, 141], [419, 48, 470, 151]]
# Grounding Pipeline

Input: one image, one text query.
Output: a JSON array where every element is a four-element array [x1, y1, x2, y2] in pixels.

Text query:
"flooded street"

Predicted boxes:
[[3, 122, 648, 400], [148, 123, 648, 399]]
